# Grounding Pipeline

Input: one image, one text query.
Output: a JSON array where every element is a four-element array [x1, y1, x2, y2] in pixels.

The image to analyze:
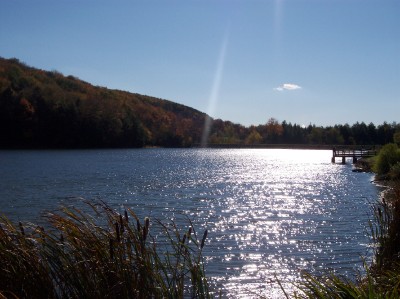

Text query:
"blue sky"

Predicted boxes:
[[1, 0, 399, 127]]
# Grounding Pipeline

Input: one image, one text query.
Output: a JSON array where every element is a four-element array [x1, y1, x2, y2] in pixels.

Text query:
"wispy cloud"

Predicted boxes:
[[274, 83, 302, 91]]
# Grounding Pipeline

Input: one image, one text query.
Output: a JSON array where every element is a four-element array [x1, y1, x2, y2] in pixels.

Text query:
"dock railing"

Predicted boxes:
[[332, 145, 378, 164]]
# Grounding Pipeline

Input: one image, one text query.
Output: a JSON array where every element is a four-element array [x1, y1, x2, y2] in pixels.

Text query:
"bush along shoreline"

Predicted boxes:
[[0, 202, 212, 299]]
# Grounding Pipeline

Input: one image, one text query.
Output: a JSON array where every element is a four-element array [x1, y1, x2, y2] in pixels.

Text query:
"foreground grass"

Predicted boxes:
[[0, 202, 212, 298]]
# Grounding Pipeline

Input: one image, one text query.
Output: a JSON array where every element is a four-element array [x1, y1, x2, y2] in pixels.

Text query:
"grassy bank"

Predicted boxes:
[[0, 202, 212, 298]]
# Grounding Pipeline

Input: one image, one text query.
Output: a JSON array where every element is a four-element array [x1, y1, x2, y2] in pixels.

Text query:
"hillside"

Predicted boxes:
[[0, 57, 207, 148], [0, 57, 398, 148]]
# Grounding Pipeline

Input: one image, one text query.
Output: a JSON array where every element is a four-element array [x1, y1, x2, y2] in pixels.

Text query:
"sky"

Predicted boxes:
[[1, 0, 399, 127]]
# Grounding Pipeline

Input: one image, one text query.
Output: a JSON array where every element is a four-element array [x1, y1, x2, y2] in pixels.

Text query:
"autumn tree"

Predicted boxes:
[[264, 117, 283, 143], [245, 127, 263, 144]]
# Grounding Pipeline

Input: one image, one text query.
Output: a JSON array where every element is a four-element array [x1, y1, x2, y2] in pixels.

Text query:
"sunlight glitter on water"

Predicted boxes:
[[184, 149, 377, 298], [0, 149, 378, 298]]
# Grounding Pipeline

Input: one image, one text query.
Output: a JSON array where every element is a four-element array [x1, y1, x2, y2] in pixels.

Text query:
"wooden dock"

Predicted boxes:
[[332, 146, 377, 164]]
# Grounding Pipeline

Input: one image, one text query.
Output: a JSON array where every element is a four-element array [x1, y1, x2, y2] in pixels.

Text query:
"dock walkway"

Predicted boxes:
[[332, 146, 377, 164]]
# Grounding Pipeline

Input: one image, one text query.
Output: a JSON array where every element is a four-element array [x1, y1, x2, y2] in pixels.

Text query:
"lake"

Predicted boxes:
[[0, 148, 379, 298]]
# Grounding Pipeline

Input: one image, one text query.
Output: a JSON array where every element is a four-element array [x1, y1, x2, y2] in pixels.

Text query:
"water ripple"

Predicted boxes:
[[0, 149, 379, 298]]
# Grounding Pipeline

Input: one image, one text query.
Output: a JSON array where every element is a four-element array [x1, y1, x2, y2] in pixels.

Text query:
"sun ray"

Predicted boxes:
[[201, 31, 229, 147]]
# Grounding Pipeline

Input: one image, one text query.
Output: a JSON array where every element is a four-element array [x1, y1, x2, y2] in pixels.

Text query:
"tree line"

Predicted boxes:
[[207, 117, 399, 146], [0, 57, 398, 149]]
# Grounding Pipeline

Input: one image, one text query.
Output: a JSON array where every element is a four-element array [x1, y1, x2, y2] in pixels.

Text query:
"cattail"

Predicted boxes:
[[142, 227, 147, 243], [181, 233, 187, 246], [200, 229, 208, 249], [137, 219, 141, 232], [188, 226, 192, 238], [119, 214, 124, 234], [115, 222, 120, 243], [183, 226, 193, 254], [19, 222, 24, 235], [143, 217, 150, 242], [124, 210, 129, 222], [109, 238, 114, 259], [181, 226, 192, 246]]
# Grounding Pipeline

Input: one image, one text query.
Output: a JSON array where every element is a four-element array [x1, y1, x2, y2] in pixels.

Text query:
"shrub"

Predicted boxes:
[[394, 131, 400, 146], [389, 162, 400, 180], [373, 143, 400, 176]]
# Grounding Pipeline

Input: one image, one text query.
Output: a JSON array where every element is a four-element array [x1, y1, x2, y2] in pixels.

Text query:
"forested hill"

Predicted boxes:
[[0, 57, 398, 149], [0, 57, 208, 148]]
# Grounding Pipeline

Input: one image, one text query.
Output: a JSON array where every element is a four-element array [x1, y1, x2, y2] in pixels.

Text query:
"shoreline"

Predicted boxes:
[[193, 144, 334, 149]]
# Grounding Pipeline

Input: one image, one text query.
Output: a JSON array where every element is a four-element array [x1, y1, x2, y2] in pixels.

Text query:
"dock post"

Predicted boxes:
[[353, 156, 357, 164], [332, 147, 336, 163], [342, 157, 346, 164]]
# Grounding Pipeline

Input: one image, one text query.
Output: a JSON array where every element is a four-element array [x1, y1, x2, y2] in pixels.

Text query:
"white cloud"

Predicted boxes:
[[274, 83, 302, 91]]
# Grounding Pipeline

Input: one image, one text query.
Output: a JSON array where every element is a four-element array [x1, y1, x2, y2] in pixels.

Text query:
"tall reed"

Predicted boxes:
[[371, 180, 400, 269], [0, 201, 213, 298]]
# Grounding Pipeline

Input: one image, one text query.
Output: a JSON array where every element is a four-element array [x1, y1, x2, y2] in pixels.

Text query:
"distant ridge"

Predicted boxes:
[[0, 57, 208, 148]]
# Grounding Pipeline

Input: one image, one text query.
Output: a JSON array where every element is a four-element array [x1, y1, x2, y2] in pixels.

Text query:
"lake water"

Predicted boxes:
[[0, 149, 379, 298]]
